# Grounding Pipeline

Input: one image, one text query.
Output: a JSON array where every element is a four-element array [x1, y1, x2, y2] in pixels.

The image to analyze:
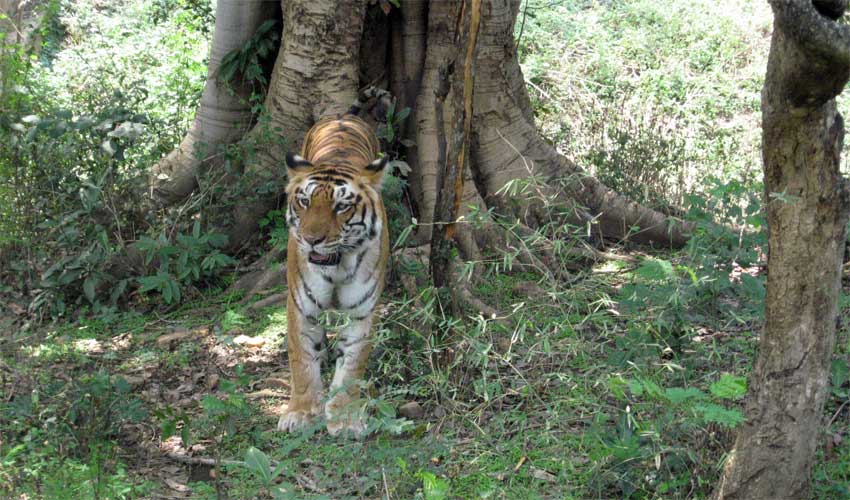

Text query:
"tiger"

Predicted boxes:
[[277, 93, 391, 437]]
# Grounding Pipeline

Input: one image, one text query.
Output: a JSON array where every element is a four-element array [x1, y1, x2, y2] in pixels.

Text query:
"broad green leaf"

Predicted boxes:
[[180, 415, 191, 447], [169, 280, 181, 304], [627, 378, 643, 396], [245, 447, 272, 484], [640, 379, 664, 399], [634, 259, 676, 281], [83, 276, 97, 303], [694, 403, 744, 428], [113, 377, 131, 393], [710, 374, 747, 400], [162, 281, 172, 303], [161, 420, 176, 440], [109, 279, 128, 304], [272, 461, 287, 481], [394, 106, 411, 122], [831, 359, 849, 390], [138, 275, 164, 293], [376, 400, 396, 418], [740, 274, 765, 300], [664, 387, 706, 404], [419, 471, 449, 500]]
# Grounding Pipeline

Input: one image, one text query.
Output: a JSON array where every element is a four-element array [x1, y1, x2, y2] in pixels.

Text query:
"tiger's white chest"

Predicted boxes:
[[297, 243, 383, 320]]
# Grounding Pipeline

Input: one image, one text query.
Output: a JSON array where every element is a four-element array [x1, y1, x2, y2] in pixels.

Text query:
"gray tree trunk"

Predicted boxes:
[[150, 0, 279, 205], [225, 0, 368, 250], [714, 1, 850, 498], [150, 0, 694, 254]]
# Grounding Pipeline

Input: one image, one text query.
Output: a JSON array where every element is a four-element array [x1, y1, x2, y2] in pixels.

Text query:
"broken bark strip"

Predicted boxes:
[[428, 63, 453, 288], [714, 1, 850, 498], [430, 0, 481, 288]]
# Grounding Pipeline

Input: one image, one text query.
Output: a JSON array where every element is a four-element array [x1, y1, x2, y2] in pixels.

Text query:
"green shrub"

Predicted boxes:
[[0, 0, 214, 316]]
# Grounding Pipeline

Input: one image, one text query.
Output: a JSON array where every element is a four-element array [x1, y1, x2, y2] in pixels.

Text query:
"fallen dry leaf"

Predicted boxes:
[[164, 477, 190, 492], [250, 293, 286, 309], [233, 334, 266, 348], [529, 466, 556, 482], [264, 377, 289, 389], [247, 389, 286, 399], [399, 401, 425, 420], [7, 303, 25, 316], [206, 373, 220, 390], [157, 326, 209, 347]]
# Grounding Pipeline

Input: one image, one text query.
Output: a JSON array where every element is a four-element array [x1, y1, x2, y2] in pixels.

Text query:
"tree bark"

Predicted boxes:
[[467, 0, 692, 246], [408, 0, 458, 241], [430, 0, 482, 289], [714, 1, 850, 498], [225, 0, 368, 250], [150, 0, 279, 206]]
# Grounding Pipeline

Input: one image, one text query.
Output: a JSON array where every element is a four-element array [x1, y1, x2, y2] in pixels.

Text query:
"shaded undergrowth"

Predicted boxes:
[[3, 223, 849, 498], [2, 1, 850, 499]]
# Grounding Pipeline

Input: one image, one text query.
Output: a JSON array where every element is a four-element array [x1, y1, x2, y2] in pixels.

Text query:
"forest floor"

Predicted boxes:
[[2, 0, 850, 498], [2, 243, 849, 499]]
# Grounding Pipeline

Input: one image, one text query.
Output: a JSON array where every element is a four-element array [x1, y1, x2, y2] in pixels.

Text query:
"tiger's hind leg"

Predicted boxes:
[[325, 316, 374, 437], [277, 296, 325, 433]]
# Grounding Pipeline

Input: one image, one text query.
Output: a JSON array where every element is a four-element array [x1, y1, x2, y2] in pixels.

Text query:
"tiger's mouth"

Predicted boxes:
[[308, 251, 341, 266]]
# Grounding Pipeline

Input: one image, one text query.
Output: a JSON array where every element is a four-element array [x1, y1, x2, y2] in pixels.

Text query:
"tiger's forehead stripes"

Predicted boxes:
[[296, 179, 359, 202]]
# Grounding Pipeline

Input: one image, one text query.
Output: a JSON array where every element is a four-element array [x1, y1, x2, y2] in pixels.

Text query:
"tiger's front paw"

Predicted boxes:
[[325, 400, 368, 438], [326, 413, 367, 437], [277, 409, 316, 433]]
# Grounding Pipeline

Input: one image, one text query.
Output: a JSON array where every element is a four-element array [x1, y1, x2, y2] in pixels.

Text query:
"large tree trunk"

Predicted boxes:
[[149, 0, 279, 205], [225, 0, 368, 250], [467, 0, 692, 246], [714, 1, 850, 498], [409, 0, 693, 247], [150, 0, 694, 254]]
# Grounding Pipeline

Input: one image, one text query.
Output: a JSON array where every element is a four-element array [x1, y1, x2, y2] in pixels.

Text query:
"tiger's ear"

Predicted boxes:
[[364, 156, 388, 186], [285, 152, 313, 176]]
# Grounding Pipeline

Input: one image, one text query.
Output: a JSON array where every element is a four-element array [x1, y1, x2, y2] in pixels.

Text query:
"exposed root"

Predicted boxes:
[[455, 228, 484, 263], [249, 293, 287, 310], [452, 281, 501, 321], [468, 223, 571, 282], [229, 248, 286, 302], [148, 1, 280, 206], [453, 287, 499, 321], [448, 259, 504, 323]]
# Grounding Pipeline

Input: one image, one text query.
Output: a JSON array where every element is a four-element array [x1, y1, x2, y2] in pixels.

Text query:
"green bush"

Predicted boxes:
[[0, 0, 214, 316]]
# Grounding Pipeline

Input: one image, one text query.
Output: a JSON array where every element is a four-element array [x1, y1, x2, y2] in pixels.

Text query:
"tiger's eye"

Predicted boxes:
[[298, 197, 310, 208], [335, 204, 351, 213]]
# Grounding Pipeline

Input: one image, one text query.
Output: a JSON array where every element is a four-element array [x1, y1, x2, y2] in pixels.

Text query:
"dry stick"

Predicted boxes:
[[163, 451, 245, 468], [382, 466, 392, 500], [827, 398, 850, 429]]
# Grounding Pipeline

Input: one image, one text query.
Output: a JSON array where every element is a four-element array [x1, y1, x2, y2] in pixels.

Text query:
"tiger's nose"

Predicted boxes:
[[303, 235, 325, 245]]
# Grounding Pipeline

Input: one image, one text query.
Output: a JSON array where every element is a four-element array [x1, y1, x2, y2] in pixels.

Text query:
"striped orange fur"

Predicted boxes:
[[277, 114, 389, 436]]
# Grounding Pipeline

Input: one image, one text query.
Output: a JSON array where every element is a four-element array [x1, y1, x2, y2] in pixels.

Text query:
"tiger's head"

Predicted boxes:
[[284, 152, 388, 266]]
